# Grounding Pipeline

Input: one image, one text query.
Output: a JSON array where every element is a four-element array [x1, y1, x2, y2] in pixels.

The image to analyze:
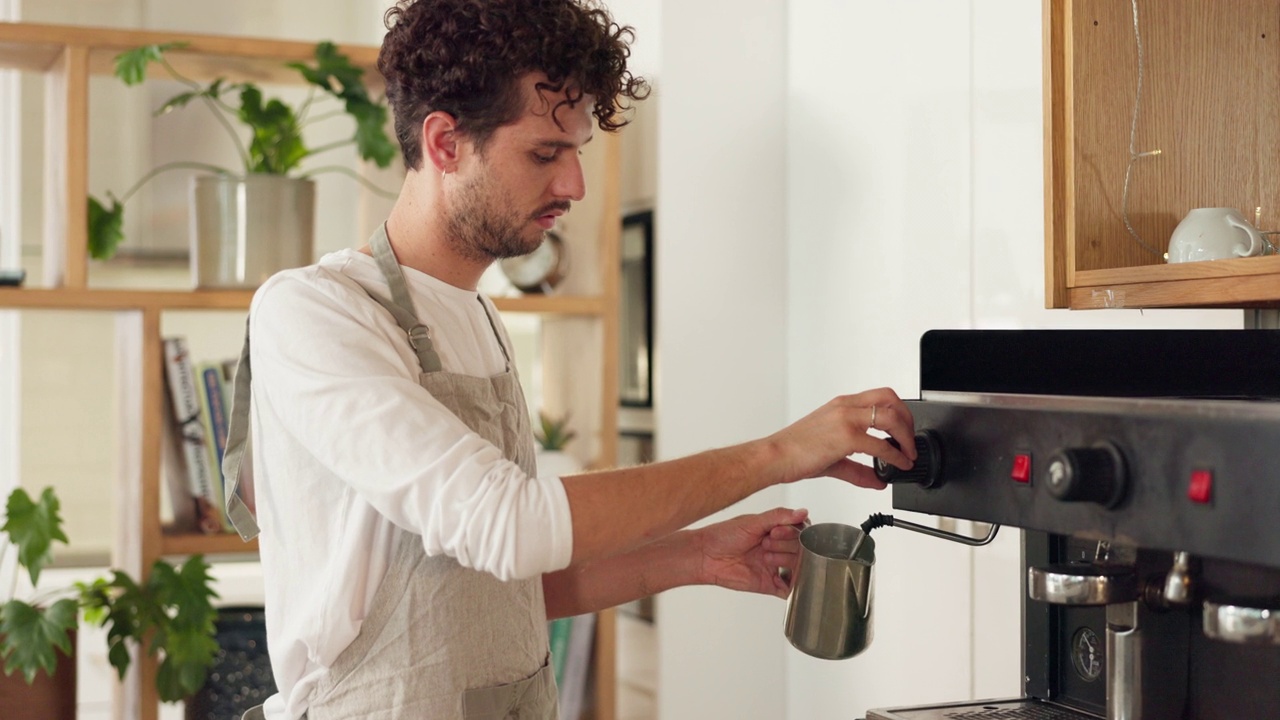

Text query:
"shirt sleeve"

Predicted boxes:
[[248, 271, 574, 581]]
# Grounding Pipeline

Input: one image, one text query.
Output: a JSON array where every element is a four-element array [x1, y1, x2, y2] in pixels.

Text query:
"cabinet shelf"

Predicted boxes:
[[1043, 0, 1280, 309], [1067, 256, 1280, 309]]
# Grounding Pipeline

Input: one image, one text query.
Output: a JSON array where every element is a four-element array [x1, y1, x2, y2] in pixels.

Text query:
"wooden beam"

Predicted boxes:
[[43, 43, 89, 288]]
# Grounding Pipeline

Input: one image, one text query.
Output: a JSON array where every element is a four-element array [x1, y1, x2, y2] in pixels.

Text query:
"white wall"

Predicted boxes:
[[654, 1, 789, 719], [656, 1, 1241, 719]]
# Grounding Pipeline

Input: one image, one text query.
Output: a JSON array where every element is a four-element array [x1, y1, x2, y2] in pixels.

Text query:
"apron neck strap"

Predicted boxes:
[[369, 224, 444, 374]]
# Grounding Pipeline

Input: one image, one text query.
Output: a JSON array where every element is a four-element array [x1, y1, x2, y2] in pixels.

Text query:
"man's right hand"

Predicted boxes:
[[762, 387, 916, 489]]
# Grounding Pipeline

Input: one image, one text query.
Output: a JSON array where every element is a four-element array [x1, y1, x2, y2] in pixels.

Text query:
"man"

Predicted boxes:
[[225, 1, 917, 718]]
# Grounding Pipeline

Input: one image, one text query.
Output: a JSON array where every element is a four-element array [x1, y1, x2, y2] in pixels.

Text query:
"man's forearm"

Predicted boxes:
[[559, 439, 778, 566], [543, 529, 701, 619]]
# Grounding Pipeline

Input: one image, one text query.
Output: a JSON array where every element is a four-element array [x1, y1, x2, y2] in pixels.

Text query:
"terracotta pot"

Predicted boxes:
[[0, 629, 77, 720]]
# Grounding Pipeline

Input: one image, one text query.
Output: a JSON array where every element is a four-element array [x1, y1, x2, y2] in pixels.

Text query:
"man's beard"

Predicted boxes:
[[445, 172, 547, 263]]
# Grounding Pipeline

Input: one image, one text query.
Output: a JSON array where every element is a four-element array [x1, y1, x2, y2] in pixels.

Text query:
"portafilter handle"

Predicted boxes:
[[1028, 563, 1140, 606], [1203, 599, 1280, 646]]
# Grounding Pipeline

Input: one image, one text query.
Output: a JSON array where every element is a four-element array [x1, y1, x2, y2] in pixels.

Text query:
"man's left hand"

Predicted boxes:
[[695, 507, 808, 599]]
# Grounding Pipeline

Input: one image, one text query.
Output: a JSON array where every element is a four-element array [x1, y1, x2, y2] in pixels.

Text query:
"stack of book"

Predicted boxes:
[[161, 335, 249, 535]]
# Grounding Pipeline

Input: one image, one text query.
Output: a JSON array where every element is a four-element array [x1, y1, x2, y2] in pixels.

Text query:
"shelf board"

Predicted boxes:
[[0, 287, 608, 314], [0, 287, 255, 310], [161, 532, 258, 557], [491, 294, 605, 316], [1070, 257, 1280, 309], [0, 22, 381, 85]]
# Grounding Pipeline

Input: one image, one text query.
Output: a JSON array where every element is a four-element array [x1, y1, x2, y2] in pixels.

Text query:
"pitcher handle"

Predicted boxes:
[[1226, 214, 1265, 257]]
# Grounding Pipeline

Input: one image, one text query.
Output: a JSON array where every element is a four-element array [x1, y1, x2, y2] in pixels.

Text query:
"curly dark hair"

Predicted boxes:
[[378, 0, 650, 170]]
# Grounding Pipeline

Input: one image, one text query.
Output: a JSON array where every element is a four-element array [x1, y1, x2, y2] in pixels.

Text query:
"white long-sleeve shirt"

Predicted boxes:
[[247, 249, 574, 720]]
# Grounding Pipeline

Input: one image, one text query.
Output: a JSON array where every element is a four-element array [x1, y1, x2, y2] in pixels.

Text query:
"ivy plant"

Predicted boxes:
[[88, 41, 398, 260], [1, 487, 220, 702]]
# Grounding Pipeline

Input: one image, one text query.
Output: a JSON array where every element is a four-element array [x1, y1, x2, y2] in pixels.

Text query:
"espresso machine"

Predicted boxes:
[[865, 330, 1280, 720]]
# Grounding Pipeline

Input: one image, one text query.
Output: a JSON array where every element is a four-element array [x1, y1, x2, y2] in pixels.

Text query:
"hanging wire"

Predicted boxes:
[[1120, 0, 1164, 257]]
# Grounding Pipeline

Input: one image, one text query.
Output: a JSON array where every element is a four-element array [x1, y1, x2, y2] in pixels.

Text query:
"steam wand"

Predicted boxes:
[[861, 513, 1001, 547]]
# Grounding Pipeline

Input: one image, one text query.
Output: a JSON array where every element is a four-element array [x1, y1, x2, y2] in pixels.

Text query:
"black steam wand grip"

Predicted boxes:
[[873, 430, 944, 489]]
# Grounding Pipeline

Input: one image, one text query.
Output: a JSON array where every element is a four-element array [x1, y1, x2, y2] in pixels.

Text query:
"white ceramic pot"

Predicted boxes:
[[535, 449, 581, 480]]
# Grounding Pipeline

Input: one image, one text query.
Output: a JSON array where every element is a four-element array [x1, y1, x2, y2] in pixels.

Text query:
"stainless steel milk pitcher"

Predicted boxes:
[[784, 523, 876, 660], [784, 515, 1000, 660]]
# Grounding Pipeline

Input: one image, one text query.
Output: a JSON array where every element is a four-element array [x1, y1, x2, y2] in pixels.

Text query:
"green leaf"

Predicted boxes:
[[2, 487, 69, 587], [237, 86, 307, 174], [87, 194, 126, 261], [291, 42, 371, 105], [94, 571, 146, 680], [154, 624, 219, 701], [75, 578, 111, 626], [113, 43, 187, 86], [0, 598, 77, 684], [349, 100, 396, 168], [147, 556, 219, 701], [535, 412, 576, 451], [155, 79, 246, 117], [289, 42, 395, 168]]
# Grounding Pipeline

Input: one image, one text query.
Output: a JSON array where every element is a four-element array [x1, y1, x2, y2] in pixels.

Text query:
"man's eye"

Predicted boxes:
[[533, 153, 556, 164]]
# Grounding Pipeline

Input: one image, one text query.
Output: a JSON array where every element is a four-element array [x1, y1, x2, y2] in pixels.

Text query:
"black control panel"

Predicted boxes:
[[890, 397, 1280, 571]]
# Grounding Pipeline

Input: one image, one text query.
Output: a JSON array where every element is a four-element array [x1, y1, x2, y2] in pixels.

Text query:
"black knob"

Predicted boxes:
[[874, 430, 944, 488], [1044, 443, 1127, 508]]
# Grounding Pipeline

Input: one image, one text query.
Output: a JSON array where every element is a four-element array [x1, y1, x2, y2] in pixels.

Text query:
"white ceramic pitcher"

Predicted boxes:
[[1166, 207, 1265, 263]]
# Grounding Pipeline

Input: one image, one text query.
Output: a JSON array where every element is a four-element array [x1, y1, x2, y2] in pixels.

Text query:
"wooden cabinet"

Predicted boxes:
[[1044, 0, 1280, 309], [0, 22, 619, 720]]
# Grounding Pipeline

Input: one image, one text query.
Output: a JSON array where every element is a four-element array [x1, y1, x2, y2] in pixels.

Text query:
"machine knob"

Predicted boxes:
[[1044, 442, 1127, 508], [874, 430, 944, 489]]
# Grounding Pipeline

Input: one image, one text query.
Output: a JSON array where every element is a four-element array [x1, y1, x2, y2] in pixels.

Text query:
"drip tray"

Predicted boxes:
[[866, 698, 1102, 720]]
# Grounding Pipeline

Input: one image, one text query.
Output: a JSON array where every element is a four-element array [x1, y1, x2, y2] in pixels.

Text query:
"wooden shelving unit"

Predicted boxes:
[[0, 21, 619, 720], [1044, 0, 1280, 309]]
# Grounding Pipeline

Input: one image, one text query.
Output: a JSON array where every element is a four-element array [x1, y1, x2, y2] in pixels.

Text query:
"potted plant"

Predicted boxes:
[[87, 40, 397, 286], [0, 486, 219, 709], [533, 411, 582, 480]]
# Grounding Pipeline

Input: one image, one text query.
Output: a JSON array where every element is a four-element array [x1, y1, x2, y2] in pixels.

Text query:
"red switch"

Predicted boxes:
[[1188, 469, 1213, 504], [1011, 454, 1032, 483]]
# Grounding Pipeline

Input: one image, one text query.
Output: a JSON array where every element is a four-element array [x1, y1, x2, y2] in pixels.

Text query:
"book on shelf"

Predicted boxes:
[[196, 361, 233, 532], [159, 392, 197, 532], [558, 612, 596, 720], [161, 336, 223, 535], [548, 617, 572, 688]]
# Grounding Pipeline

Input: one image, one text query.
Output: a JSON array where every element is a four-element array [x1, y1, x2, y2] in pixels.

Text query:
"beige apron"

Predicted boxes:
[[224, 225, 558, 719]]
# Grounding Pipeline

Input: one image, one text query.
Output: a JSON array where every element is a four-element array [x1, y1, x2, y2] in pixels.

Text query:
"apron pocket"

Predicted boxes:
[[461, 660, 557, 719]]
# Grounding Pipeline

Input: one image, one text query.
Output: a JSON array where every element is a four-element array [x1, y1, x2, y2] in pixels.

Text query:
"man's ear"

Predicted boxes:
[[422, 111, 460, 174]]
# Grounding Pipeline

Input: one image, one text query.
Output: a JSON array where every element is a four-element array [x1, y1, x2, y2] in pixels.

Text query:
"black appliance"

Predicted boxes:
[[866, 330, 1280, 720]]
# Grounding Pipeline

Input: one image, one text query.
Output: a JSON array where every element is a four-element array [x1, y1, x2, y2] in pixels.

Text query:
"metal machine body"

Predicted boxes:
[[867, 330, 1280, 720]]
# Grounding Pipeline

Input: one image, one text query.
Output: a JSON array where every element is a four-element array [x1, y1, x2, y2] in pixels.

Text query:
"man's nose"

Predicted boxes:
[[553, 155, 587, 201]]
